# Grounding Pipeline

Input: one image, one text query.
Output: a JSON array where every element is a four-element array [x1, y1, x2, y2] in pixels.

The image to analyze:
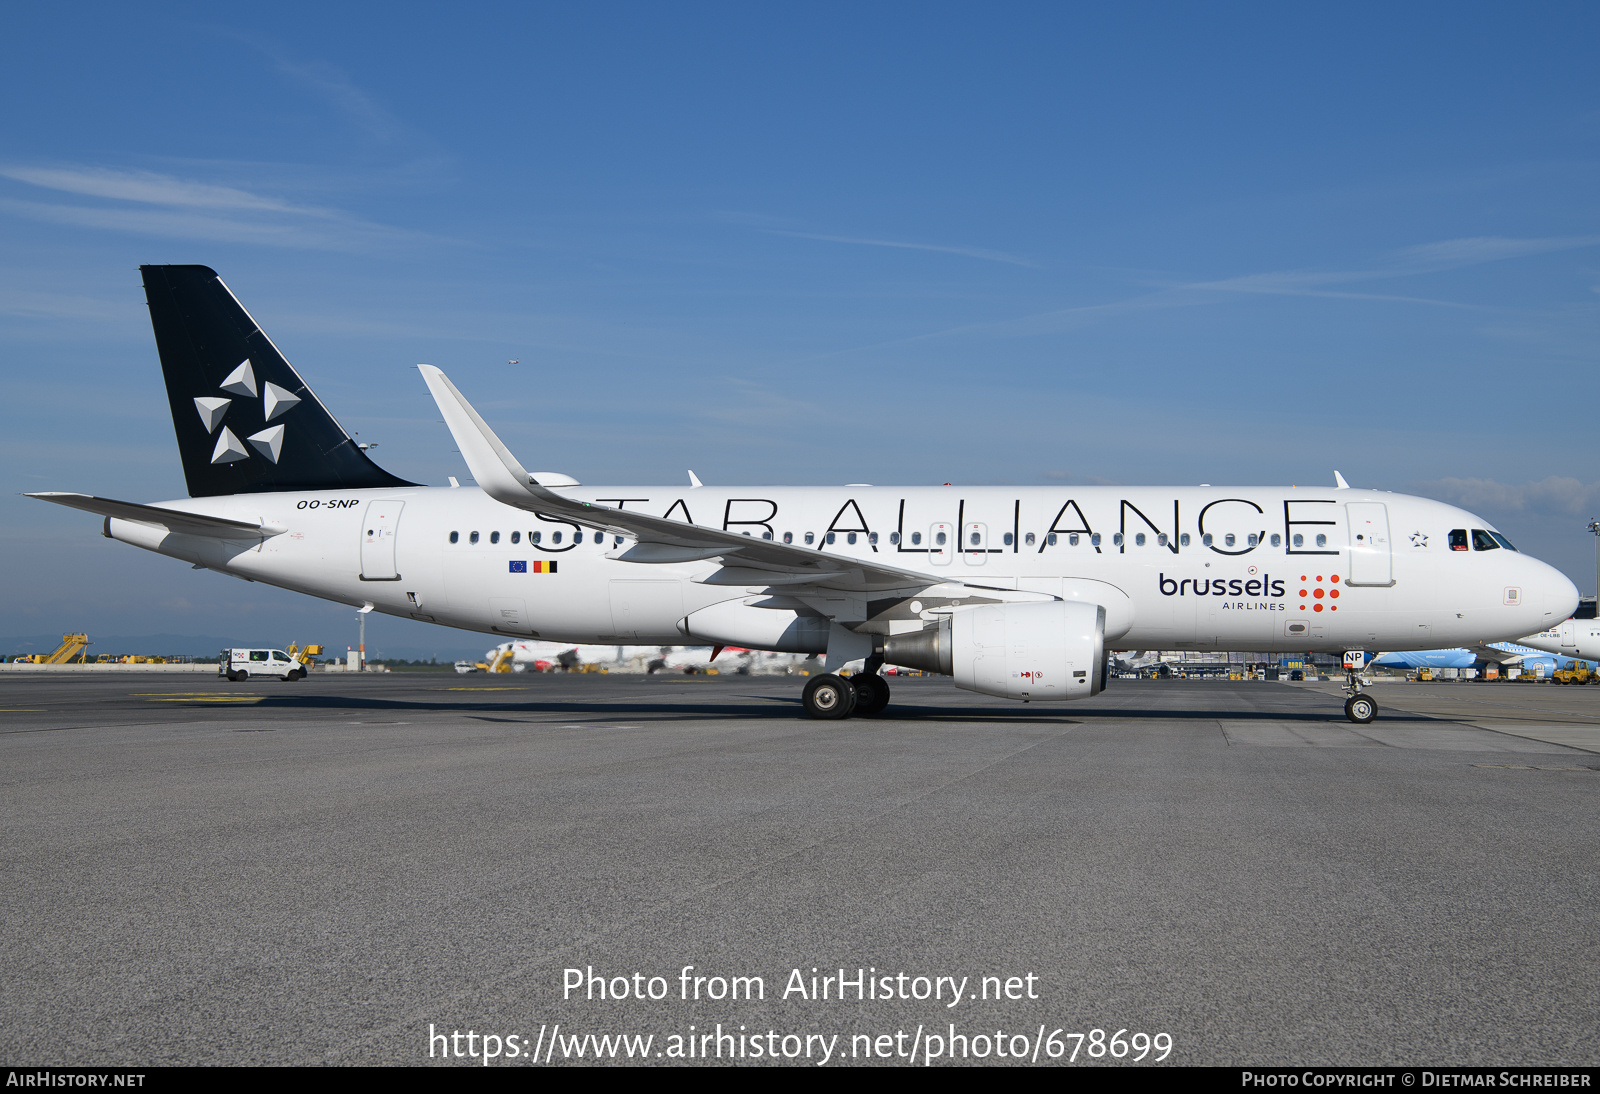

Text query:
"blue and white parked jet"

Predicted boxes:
[[28, 266, 1580, 724], [1371, 643, 1589, 676]]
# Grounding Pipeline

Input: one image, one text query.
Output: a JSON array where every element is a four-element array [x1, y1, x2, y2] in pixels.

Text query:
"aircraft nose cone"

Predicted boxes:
[[1535, 563, 1579, 622]]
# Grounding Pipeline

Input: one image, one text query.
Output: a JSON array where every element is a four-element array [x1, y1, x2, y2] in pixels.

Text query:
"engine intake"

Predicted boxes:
[[883, 601, 1106, 701]]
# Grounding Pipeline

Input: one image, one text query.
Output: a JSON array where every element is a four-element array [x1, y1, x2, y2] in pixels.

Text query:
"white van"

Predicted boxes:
[[219, 648, 307, 681]]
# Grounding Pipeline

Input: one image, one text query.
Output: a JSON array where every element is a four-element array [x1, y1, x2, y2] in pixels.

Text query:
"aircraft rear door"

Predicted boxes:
[[1344, 502, 1393, 587], [360, 500, 404, 580]]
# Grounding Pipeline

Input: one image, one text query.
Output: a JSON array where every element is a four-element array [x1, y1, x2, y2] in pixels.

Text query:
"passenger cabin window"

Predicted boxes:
[[1157, 533, 1167, 547], [805, 532, 815, 545], [1065, 533, 1075, 546], [551, 532, 563, 544], [574, 532, 583, 544], [490, 531, 500, 544], [969, 532, 981, 546], [1247, 533, 1258, 547], [935, 532, 947, 546], [449, 531, 459, 544], [869, 532, 879, 545], [910, 532, 921, 545], [511, 531, 520, 544], [1135, 533, 1145, 546], [1471, 529, 1500, 551], [1180, 533, 1190, 547], [1202, 534, 1213, 547], [1003, 532, 1014, 546], [1315, 534, 1327, 547], [1090, 533, 1102, 547], [847, 532, 857, 545], [1024, 533, 1035, 546], [826, 533, 837, 545], [762, 531, 773, 540], [1224, 534, 1235, 547], [469, 531, 480, 544], [1292, 534, 1303, 548], [1112, 533, 1124, 547], [1270, 534, 1281, 547], [1449, 529, 1468, 551], [783, 532, 793, 544], [889, 532, 899, 545], [531, 532, 541, 544]]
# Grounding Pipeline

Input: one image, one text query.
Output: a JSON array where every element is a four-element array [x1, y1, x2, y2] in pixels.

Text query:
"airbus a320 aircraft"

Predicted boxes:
[[29, 266, 1579, 724]]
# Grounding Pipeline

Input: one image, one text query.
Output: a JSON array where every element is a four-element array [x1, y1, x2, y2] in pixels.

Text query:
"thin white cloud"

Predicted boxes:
[[762, 228, 1039, 268], [1417, 476, 1600, 517], [0, 163, 423, 250], [0, 196, 402, 250], [1389, 234, 1600, 272], [0, 165, 334, 217]]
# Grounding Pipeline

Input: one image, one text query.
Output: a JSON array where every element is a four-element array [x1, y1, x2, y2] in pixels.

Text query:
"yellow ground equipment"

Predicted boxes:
[[470, 647, 516, 673], [286, 643, 325, 669], [1553, 661, 1593, 685], [1416, 668, 1433, 682], [42, 634, 91, 664]]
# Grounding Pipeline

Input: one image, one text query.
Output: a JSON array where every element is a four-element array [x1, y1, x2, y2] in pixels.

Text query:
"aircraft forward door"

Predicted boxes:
[[360, 501, 403, 581], [1344, 502, 1393, 587]]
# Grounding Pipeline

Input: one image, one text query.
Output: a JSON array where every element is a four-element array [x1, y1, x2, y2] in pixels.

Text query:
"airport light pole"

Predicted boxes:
[[1589, 519, 1600, 608]]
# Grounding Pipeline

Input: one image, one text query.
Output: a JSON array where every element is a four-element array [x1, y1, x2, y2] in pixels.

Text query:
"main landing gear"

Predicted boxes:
[[1342, 650, 1377, 724], [802, 656, 891, 720]]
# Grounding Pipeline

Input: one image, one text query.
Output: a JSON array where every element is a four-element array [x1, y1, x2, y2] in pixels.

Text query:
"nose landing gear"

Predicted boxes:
[[1344, 692, 1377, 724], [1342, 649, 1377, 723]]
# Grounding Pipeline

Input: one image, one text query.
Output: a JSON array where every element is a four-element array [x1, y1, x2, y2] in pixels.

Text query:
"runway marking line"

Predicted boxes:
[[1472, 763, 1598, 771], [145, 696, 264, 704], [432, 687, 526, 692]]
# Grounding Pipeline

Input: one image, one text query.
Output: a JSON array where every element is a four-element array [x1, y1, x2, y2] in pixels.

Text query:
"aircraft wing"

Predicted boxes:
[[419, 365, 974, 595], [1469, 644, 1533, 665], [26, 492, 278, 539]]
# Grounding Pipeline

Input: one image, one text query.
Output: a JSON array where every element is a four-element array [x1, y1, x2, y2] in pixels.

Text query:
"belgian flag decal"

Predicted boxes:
[[509, 560, 557, 573]]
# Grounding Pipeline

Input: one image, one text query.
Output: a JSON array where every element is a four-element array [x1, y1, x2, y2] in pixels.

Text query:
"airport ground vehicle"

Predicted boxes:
[[30, 266, 1580, 725], [219, 648, 307, 681], [1553, 661, 1593, 685]]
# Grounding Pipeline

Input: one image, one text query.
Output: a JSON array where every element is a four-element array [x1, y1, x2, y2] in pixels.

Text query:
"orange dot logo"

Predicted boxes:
[[1313, 588, 1324, 599], [1331, 575, 1340, 583], [1330, 589, 1339, 599], [1314, 603, 1323, 612]]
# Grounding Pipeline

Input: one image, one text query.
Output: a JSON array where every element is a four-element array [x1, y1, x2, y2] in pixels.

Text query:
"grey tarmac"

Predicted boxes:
[[2, 671, 1597, 1066]]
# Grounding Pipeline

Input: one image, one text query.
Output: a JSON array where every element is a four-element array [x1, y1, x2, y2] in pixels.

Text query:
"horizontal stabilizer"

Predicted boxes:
[[26, 492, 280, 538]]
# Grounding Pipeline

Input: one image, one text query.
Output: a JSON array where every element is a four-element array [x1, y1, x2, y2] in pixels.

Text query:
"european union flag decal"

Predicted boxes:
[[509, 560, 527, 573]]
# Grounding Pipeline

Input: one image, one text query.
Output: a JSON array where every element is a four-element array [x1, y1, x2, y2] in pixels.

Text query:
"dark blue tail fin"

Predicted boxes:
[[140, 264, 414, 497]]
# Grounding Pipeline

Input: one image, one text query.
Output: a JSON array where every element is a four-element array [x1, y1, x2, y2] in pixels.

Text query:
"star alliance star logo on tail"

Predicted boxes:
[[192, 358, 301, 465]]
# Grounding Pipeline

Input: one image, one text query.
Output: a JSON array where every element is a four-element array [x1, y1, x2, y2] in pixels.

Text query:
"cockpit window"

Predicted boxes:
[[1448, 529, 1468, 551], [1488, 531, 1517, 551], [1575, 599, 1598, 620], [1471, 529, 1500, 551]]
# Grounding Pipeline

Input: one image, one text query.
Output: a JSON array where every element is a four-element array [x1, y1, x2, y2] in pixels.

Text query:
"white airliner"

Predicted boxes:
[[1516, 603, 1600, 663], [28, 266, 1579, 724]]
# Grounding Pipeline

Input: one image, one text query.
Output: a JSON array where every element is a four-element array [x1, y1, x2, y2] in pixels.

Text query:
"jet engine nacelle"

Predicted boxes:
[[883, 601, 1107, 701]]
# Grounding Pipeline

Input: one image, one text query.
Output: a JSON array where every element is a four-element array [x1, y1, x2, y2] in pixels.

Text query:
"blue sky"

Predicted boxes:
[[3, 3, 1598, 653]]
